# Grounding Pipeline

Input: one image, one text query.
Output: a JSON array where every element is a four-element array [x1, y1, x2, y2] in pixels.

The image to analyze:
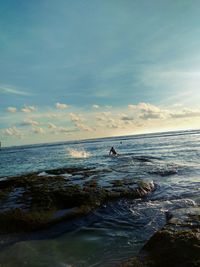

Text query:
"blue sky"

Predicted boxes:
[[1, 0, 200, 146]]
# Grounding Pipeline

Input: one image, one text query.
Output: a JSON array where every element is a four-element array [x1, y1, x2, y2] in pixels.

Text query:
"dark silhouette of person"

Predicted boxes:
[[109, 146, 117, 156]]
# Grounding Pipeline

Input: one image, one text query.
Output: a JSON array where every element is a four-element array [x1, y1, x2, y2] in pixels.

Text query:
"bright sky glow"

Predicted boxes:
[[1, 0, 200, 146]]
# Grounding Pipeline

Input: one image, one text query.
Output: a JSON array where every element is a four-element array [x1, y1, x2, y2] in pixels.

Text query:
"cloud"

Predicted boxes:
[[48, 123, 57, 129], [58, 126, 75, 134], [70, 115, 93, 131], [74, 122, 93, 131], [69, 113, 84, 123], [55, 102, 69, 110], [0, 85, 32, 96], [128, 102, 166, 120], [56, 126, 78, 135], [137, 103, 161, 113], [47, 113, 60, 119], [128, 104, 137, 110], [45, 122, 76, 135], [47, 123, 77, 134], [105, 105, 112, 109], [21, 106, 37, 113], [170, 108, 200, 119], [139, 112, 163, 120], [20, 119, 39, 127], [107, 118, 122, 129], [131, 104, 200, 121], [4, 127, 22, 138], [32, 127, 45, 134], [96, 116, 122, 129], [96, 112, 111, 121], [121, 115, 135, 121], [4, 99, 200, 146], [95, 112, 126, 129], [6, 106, 17, 113], [172, 103, 184, 108], [92, 104, 100, 109]]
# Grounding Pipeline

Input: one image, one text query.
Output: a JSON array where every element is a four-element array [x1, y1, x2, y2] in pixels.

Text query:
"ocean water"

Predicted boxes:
[[0, 130, 200, 267]]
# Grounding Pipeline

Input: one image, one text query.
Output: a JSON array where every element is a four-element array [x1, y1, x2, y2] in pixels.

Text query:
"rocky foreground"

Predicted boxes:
[[0, 166, 155, 233], [2, 166, 199, 267], [118, 207, 200, 267]]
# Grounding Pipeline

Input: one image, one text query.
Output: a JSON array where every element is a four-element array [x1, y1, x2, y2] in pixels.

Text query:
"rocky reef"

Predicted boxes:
[[0, 166, 155, 233], [118, 207, 200, 267]]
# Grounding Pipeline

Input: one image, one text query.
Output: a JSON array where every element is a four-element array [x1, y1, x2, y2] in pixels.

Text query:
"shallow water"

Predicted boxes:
[[0, 130, 200, 266]]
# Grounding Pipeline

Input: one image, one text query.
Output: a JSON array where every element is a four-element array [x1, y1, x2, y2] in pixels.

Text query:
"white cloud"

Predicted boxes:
[[6, 107, 17, 113], [92, 104, 100, 109], [128, 102, 167, 120], [140, 112, 164, 120], [58, 126, 72, 134], [0, 85, 32, 96], [105, 105, 112, 109], [20, 119, 39, 127], [121, 115, 135, 121], [170, 108, 200, 119], [32, 127, 45, 134], [48, 123, 57, 129], [55, 102, 69, 110], [4, 127, 22, 138], [172, 103, 184, 108], [74, 122, 93, 132], [4, 100, 200, 147], [96, 115, 122, 129], [96, 112, 111, 121], [56, 127, 78, 135], [69, 113, 84, 123], [21, 106, 37, 113], [128, 104, 137, 110], [47, 113, 57, 118], [137, 103, 161, 113]]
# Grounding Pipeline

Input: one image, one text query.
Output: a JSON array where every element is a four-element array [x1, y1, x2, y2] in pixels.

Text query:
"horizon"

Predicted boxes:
[[1, 127, 200, 148], [1, 0, 200, 147]]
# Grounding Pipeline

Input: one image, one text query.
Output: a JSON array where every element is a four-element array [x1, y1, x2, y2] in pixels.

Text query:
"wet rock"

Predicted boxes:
[[148, 169, 178, 176], [0, 167, 155, 233], [118, 257, 146, 267], [132, 156, 153, 163], [119, 207, 200, 267]]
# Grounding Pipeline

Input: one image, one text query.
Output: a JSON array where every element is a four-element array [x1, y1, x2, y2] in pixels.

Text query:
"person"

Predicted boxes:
[[109, 146, 118, 156]]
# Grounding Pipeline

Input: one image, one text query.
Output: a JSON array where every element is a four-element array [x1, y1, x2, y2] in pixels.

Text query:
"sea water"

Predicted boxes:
[[0, 130, 200, 266]]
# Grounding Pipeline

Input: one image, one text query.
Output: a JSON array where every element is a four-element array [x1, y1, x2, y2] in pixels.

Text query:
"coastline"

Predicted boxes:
[[1, 167, 199, 266], [0, 130, 200, 266], [118, 206, 200, 267], [0, 166, 155, 234]]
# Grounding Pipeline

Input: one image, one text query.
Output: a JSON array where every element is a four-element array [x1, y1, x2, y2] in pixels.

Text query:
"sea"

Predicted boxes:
[[0, 129, 200, 267]]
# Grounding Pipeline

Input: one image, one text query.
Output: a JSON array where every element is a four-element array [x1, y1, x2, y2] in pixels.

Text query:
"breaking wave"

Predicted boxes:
[[67, 148, 91, 158]]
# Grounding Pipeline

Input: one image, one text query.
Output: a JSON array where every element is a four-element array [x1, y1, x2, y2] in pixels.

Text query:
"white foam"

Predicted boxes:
[[67, 148, 91, 158], [37, 171, 55, 177]]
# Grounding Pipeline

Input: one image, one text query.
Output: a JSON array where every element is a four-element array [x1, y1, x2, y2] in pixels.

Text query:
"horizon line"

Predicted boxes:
[[1, 128, 200, 149]]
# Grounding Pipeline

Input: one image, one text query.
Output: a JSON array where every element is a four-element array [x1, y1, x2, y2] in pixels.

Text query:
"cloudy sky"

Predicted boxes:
[[1, 0, 200, 146]]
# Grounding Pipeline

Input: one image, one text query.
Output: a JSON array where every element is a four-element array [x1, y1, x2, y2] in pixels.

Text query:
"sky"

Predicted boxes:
[[1, 0, 200, 146]]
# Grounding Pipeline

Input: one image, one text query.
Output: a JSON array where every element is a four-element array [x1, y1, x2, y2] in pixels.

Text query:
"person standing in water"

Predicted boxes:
[[109, 146, 118, 156]]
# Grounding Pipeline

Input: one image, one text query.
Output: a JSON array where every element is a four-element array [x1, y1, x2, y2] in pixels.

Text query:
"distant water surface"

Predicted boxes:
[[0, 130, 200, 266]]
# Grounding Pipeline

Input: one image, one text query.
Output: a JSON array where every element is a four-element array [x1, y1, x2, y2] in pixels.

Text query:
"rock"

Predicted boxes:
[[0, 167, 155, 233], [118, 207, 200, 267]]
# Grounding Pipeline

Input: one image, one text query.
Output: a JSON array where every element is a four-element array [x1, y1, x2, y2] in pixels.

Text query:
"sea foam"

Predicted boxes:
[[67, 148, 91, 158]]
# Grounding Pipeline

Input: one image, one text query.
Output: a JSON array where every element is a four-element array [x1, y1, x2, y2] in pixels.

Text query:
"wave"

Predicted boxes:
[[67, 148, 91, 158]]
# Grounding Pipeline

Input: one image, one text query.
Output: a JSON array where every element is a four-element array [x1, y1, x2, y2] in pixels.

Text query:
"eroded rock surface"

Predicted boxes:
[[118, 207, 200, 267], [0, 166, 155, 233]]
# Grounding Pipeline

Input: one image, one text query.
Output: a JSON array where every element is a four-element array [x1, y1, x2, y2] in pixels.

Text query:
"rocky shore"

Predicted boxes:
[[118, 207, 200, 267], [2, 166, 198, 267], [0, 166, 155, 233]]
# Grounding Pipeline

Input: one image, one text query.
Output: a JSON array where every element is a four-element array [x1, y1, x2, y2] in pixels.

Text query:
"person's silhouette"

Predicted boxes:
[[109, 146, 117, 156]]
